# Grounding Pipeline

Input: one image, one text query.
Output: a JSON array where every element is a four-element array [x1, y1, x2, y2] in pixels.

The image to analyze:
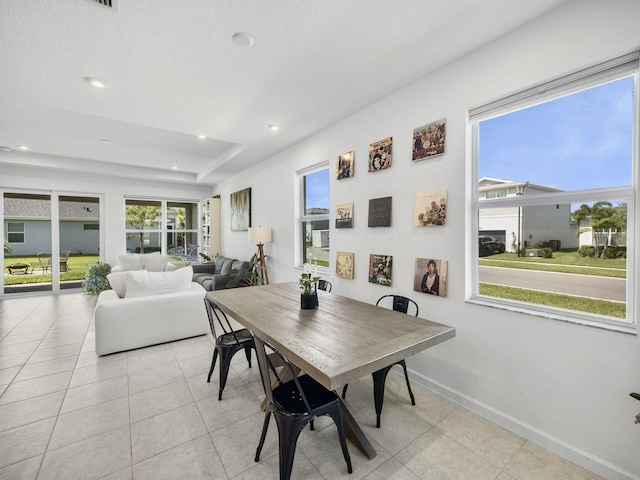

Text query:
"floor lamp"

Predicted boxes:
[[248, 226, 271, 285]]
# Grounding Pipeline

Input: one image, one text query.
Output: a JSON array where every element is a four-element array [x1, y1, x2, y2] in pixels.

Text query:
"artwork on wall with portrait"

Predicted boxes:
[[368, 254, 392, 286], [368, 137, 392, 172], [413, 257, 448, 297], [412, 118, 446, 161], [414, 190, 447, 226], [230, 187, 251, 231], [335, 202, 354, 228], [336, 251, 354, 279], [368, 196, 392, 227], [336, 151, 355, 179]]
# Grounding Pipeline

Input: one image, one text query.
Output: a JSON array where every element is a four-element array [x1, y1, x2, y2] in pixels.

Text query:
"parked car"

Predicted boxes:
[[479, 235, 505, 256]]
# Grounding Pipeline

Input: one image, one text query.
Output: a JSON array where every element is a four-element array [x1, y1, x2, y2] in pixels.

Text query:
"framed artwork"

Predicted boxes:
[[336, 251, 354, 279], [368, 137, 392, 172], [413, 258, 448, 297], [414, 190, 447, 226], [336, 151, 354, 179], [230, 187, 251, 231], [368, 196, 392, 227], [412, 118, 446, 161], [368, 254, 392, 286], [335, 202, 354, 228]]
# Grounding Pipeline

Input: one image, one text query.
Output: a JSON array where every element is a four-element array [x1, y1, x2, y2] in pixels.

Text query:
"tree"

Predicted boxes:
[[4, 239, 12, 254], [125, 205, 160, 253]]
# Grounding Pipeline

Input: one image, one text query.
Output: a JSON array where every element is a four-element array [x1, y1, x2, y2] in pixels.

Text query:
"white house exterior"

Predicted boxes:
[[478, 178, 579, 252]]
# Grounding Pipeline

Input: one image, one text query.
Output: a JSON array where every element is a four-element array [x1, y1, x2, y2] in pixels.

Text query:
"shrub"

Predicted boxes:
[[578, 245, 595, 258], [82, 262, 112, 295], [541, 247, 553, 258]]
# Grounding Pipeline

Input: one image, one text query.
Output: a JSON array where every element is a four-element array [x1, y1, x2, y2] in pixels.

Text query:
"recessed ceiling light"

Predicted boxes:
[[197, 134, 206, 140], [268, 124, 280, 131], [232, 32, 254, 47], [0, 146, 11, 152], [84, 77, 106, 88], [100, 139, 112, 144], [17, 145, 29, 150]]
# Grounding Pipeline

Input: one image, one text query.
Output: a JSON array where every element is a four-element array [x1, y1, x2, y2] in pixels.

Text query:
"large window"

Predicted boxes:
[[125, 198, 199, 256], [470, 53, 637, 332], [298, 164, 330, 268]]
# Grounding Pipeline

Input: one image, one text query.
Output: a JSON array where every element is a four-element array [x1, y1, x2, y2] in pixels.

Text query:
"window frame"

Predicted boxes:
[[295, 162, 330, 271], [7, 222, 25, 244], [468, 52, 639, 334]]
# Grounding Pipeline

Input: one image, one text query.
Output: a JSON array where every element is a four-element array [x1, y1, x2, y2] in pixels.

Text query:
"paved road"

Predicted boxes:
[[479, 266, 626, 302]]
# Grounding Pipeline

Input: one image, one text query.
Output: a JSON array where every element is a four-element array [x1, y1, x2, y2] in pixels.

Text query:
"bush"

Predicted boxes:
[[82, 262, 112, 295], [578, 245, 595, 258], [541, 247, 553, 258]]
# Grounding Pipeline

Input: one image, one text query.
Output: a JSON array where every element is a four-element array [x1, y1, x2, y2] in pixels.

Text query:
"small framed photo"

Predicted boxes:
[[368, 254, 392, 286], [369, 137, 392, 172], [414, 190, 447, 226], [412, 118, 446, 161], [413, 258, 448, 297], [335, 202, 354, 228], [336, 252, 354, 279], [336, 151, 354, 179]]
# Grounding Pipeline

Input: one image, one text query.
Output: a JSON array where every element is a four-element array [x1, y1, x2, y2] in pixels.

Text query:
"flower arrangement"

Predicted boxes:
[[82, 262, 112, 295]]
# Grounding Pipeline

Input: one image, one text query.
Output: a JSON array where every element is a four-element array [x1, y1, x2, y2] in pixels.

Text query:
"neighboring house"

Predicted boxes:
[[3, 197, 99, 256], [478, 178, 579, 252]]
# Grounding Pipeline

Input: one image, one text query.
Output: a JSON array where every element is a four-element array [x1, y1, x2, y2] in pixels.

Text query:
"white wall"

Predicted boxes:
[[0, 164, 213, 267], [213, 1, 640, 478]]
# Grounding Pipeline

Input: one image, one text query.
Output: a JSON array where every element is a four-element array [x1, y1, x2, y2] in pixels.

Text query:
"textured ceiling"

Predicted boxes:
[[0, 0, 568, 186]]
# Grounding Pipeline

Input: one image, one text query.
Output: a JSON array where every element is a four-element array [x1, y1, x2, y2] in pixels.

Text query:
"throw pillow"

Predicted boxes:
[[118, 254, 142, 271], [106, 272, 128, 298], [220, 258, 235, 275], [144, 254, 169, 272], [124, 266, 193, 298]]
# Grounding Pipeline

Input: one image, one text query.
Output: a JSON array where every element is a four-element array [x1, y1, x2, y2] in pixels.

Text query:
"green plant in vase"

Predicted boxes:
[[82, 262, 112, 295], [299, 272, 320, 309]]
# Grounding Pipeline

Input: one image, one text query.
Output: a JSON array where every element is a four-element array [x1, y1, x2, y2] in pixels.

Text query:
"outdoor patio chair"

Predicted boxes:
[[252, 333, 352, 480], [30, 252, 52, 274], [60, 250, 71, 272], [341, 294, 418, 428]]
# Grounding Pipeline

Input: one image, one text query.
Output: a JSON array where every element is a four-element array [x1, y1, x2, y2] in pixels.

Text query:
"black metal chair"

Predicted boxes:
[[252, 333, 352, 480], [317, 279, 332, 292], [204, 298, 254, 400], [342, 294, 418, 427]]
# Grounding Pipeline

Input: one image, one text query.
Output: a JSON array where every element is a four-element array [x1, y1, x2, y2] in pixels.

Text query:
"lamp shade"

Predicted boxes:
[[248, 226, 272, 244]]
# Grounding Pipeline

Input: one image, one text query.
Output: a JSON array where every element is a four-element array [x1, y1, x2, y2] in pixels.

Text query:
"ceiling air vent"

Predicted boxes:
[[84, 0, 118, 11]]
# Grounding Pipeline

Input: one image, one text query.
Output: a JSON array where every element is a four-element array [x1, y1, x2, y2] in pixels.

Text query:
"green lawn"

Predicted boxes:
[[4, 255, 100, 285]]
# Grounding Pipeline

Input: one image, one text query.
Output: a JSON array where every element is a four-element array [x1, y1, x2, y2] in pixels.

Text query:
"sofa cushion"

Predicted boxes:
[[125, 266, 193, 298], [214, 255, 227, 273], [220, 257, 235, 275], [118, 254, 143, 271], [143, 255, 169, 272], [107, 272, 128, 298]]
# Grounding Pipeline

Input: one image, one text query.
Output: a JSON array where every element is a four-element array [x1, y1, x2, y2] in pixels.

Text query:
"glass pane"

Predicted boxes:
[[478, 200, 627, 319], [167, 201, 197, 230], [478, 76, 633, 192], [126, 232, 161, 254], [4, 193, 52, 294], [125, 199, 161, 230], [59, 196, 100, 290], [304, 169, 329, 215], [302, 219, 329, 267]]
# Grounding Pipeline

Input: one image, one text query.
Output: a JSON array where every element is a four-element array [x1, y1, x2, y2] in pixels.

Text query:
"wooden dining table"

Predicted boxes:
[[207, 282, 455, 458]]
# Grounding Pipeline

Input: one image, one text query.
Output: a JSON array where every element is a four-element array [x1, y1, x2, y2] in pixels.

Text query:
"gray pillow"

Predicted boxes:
[[220, 258, 235, 275], [214, 255, 226, 273]]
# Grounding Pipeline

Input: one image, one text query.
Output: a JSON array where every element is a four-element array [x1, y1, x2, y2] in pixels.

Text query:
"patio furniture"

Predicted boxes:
[[7, 263, 30, 274], [60, 250, 71, 272], [30, 253, 52, 274]]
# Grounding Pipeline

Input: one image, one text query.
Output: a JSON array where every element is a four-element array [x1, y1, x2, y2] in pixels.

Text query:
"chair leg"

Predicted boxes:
[[341, 384, 349, 399], [399, 359, 416, 405], [218, 348, 236, 400], [244, 345, 252, 368], [207, 348, 219, 383], [327, 410, 353, 474], [255, 411, 272, 462], [274, 414, 308, 480], [372, 366, 393, 428]]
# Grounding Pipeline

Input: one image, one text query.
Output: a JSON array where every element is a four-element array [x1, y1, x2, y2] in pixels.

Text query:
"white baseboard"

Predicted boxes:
[[405, 368, 639, 480]]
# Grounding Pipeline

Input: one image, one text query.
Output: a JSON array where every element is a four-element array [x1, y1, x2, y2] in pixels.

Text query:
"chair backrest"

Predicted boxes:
[[376, 294, 419, 317], [204, 298, 244, 343], [251, 333, 313, 414], [37, 252, 53, 266], [60, 251, 71, 259], [317, 279, 332, 292]]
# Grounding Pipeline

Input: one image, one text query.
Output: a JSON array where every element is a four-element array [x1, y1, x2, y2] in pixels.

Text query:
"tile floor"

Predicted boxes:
[[0, 293, 604, 480]]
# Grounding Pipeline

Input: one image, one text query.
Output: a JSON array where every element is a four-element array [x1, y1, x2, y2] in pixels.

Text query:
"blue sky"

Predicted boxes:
[[479, 75, 633, 191], [305, 169, 330, 210]]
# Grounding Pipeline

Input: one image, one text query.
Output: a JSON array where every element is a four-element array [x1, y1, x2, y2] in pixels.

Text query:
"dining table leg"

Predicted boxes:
[[338, 397, 377, 459]]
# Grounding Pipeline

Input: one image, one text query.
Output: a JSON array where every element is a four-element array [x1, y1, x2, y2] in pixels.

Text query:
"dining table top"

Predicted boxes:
[[207, 282, 455, 391]]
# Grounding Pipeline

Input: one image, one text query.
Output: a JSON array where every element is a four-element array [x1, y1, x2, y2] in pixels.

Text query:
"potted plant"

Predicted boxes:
[[299, 272, 320, 309], [82, 262, 112, 295]]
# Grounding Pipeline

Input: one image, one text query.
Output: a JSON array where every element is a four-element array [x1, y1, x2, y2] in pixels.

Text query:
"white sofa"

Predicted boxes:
[[94, 266, 209, 356]]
